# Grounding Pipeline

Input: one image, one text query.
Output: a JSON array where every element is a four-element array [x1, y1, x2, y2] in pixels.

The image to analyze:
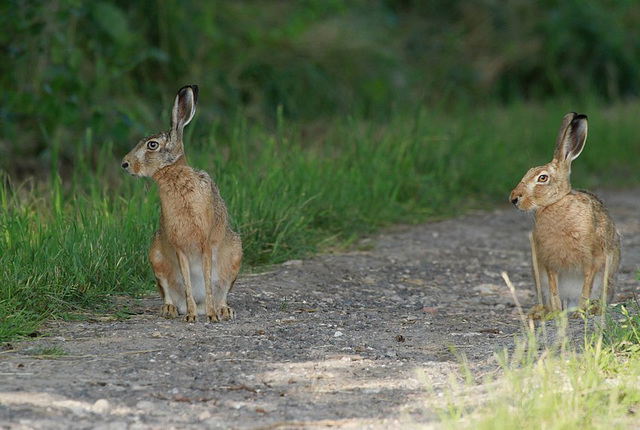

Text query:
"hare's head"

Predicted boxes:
[[510, 112, 588, 211], [122, 85, 199, 177]]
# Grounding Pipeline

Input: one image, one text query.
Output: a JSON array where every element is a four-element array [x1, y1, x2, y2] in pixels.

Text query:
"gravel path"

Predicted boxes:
[[2, 188, 639, 429]]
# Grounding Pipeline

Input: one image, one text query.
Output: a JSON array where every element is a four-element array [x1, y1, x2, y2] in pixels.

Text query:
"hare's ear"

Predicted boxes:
[[554, 112, 588, 164], [170, 85, 199, 143]]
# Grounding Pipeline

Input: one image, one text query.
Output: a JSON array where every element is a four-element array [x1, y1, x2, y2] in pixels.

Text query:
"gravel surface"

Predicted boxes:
[[2, 188, 639, 429]]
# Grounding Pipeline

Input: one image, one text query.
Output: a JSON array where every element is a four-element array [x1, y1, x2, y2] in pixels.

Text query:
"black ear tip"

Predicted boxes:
[[177, 84, 197, 94], [569, 112, 587, 120], [191, 85, 199, 103], [572, 113, 588, 125]]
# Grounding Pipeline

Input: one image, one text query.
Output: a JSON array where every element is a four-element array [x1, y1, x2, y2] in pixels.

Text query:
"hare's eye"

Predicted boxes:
[[537, 174, 549, 183], [147, 141, 159, 150]]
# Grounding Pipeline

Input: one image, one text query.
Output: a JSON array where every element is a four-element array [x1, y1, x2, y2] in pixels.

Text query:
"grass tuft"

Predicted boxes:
[[603, 296, 640, 355]]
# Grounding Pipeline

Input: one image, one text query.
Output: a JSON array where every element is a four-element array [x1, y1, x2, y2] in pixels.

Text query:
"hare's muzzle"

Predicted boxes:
[[510, 189, 524, 209], [121, 159, 136, 176]]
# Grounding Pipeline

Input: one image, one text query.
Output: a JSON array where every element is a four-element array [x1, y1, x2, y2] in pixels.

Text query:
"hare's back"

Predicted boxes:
[[575, 190, 618, 244]]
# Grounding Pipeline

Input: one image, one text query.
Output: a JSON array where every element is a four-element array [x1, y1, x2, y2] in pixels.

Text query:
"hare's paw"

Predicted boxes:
[[218, 306, 236, 321], [205, 299, 219, 323], [570, 309, 586, 319], [184, 312, 197, 323], [528, 304, 548, 320], [587, 299, 605, 315], [549, 295, 563, 313], [575, 300, 604, 317], [205, 310, 220, 323], [161, 304, 179, 319]]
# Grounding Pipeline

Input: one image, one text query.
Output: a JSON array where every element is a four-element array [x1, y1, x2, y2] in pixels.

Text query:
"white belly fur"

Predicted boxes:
[[170, 255, 219, 315], [539, 268, 606, 309]]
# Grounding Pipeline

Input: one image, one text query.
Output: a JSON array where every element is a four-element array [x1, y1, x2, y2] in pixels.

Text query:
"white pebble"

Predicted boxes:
[[91, 399, 111, 414]]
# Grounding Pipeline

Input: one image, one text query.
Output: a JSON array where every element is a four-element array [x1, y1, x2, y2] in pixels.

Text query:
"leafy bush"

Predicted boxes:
[[2, 1, 640, 174]]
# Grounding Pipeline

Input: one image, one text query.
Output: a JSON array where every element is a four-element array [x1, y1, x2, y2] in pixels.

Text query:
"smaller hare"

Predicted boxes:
[[510, 112, 620, 318], [122, 85, 242, 323]]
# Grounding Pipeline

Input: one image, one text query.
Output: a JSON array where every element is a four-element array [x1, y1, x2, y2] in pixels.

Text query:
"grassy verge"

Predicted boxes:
[[432, 280, 640, 429], [2, 101, 640, 340]]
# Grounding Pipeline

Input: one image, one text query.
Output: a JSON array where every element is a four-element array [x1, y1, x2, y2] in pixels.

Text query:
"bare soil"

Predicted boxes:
[[2, 188, 640, 429]]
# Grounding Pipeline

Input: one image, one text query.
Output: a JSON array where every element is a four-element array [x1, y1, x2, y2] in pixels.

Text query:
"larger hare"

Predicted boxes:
[[122, 85, 242, 323], [510, 112, 620, 318]]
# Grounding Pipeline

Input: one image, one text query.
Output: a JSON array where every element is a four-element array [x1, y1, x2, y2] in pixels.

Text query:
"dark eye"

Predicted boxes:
[[147, 141, 159, 150], [537, 174, 549, 183]]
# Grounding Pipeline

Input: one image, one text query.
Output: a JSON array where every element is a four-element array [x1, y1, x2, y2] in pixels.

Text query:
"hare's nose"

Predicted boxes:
[[122, 161, 129, 169], [510, 195, 520, 206]]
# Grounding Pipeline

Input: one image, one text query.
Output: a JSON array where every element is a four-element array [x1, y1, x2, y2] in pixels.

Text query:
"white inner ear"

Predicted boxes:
[[565, 120, 588, 162], [171, 89, 196, 132], [181, 93, 196, 126]]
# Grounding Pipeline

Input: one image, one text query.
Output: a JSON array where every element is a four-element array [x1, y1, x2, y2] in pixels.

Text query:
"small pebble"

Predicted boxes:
[[91, 399, 111, 414], [198, 410, 212, 420], [136, 401, 155, 410]]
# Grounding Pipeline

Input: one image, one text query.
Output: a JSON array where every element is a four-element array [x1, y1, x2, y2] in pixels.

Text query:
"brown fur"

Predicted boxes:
[[510, 112, 620, 318], [122, 85, 242, 322]]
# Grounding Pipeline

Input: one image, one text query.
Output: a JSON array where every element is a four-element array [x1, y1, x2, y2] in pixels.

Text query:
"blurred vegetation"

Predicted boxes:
[[2, 0, 640, 175]]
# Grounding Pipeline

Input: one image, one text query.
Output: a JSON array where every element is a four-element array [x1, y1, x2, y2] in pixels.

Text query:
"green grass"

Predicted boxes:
[[2, 101, 640, 341], [26, 345, 67, 358], [603, 296, 640, 354], [439, 325, 640, 429], [431, 278, 640, 429]]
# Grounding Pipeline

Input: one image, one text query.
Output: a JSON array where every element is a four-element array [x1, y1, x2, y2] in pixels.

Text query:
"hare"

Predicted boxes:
[[510, 112, 620, 318], [121, 85, 242, 323]]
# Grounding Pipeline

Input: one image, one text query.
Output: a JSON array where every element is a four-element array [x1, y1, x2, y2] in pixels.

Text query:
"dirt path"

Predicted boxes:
[[2, 188, 640, 429]]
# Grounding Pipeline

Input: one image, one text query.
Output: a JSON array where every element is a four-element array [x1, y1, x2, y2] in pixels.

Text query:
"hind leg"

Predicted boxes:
[[588, 252, 616, 315], [215, 279, 236, 320], [214, 243, 242, 321], [579, 262, 599, 311], [202, 244, 219, 323], [604, 248, 619, 305], [150, 235, 180, 319], [156, 277, 179, 319]]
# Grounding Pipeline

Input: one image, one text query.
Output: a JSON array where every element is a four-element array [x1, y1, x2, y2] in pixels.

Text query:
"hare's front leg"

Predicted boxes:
[[176, 250, 198, 323], [528, 232, 549, 319], [546, 268, 562, 312]]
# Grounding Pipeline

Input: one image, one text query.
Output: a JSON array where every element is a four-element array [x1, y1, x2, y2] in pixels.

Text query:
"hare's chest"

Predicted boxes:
[[533, 205, 593, 269], [159, 187, 215, 246]]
